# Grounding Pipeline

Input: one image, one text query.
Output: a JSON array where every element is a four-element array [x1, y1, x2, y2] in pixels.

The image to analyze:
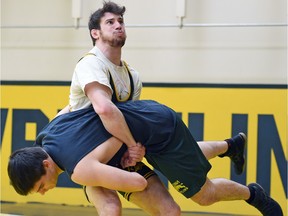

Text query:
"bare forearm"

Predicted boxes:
[[85, 83, 137, 148], [72, 160, 147, 192], [98, 171, 147, 192], [98, 106, 136, 147]]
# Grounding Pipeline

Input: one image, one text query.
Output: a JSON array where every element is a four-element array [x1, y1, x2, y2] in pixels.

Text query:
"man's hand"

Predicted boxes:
[[128, 142, 145, 161], [121, 143, 145, 168]]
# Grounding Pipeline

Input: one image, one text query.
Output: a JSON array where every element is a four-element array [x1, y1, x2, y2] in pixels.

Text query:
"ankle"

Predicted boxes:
[[246, 186, 256, 204], [219, 140, 232, 157]]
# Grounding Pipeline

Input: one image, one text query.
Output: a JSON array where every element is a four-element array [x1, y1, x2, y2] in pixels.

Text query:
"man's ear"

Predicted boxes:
[[91, 29, 100, 40], [42, 160, 50, 168]]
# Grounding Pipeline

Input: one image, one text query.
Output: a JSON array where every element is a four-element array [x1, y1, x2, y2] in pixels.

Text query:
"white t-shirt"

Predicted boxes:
[[69, 46, 142, 111]]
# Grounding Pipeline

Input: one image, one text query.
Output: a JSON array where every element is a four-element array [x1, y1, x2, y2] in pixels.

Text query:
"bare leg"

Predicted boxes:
[[191, 178, 250, 206], [130, 175, 181, 216], [198, 133, 247, 175], [86, 186, 122, 216], [197, 141, 228, 160], [87, 175, 180, 216], [190, 178, 283, 215]]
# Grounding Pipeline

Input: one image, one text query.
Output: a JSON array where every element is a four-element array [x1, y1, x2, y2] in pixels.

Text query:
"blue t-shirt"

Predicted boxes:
[[35, 100, 177, 176]]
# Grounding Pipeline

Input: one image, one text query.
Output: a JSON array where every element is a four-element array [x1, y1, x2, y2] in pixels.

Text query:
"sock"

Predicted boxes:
[[219, 139, 232, 157], [225, 138, 232, 152], [246, 186, 256, 204]]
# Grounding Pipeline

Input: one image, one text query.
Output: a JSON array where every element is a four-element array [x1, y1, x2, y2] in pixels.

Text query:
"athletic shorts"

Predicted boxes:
[[145, 116, 212, 198], [83, 162, 156, 202]]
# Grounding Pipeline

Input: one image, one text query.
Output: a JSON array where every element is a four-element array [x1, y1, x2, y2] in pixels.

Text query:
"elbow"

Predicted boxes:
[[138, 177, 148, 191], [93, 101, 115, 117], [132, 174, 148, 192]]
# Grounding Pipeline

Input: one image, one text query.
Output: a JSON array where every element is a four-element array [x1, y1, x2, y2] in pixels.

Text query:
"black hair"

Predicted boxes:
[[88, 1, 126, 46], [7, 147, 48, 195]]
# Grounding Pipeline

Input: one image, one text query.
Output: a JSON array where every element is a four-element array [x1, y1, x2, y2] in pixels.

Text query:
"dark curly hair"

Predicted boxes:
[[88, 1, 126, 46]]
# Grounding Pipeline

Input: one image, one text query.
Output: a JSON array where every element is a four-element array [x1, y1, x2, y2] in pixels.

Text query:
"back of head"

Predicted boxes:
[[88, 1, 126, 45], [7, 147, 48, 195]]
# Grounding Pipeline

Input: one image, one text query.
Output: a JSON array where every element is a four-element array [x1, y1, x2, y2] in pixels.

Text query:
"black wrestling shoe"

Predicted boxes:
[[247, 183, 283, 216], [219, 132, 246, 175]]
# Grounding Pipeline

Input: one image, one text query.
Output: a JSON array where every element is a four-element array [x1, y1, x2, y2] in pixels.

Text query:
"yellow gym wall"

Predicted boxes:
[[1, 0, 287, 215], [1, 84, 287, 215]]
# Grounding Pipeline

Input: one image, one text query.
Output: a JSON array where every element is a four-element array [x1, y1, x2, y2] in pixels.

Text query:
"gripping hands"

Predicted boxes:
[[121, 143, 145, 168]]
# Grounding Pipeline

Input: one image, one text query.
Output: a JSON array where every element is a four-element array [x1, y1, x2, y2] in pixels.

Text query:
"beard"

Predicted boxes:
[[100, 31, 126, 47]]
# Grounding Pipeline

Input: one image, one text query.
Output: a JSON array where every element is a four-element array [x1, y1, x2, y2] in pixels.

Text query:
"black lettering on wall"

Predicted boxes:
[[257, 115, 287, 197], [188, 113, 204, 141], [12, 109, 49, 152], [1, 109, 8, 148]]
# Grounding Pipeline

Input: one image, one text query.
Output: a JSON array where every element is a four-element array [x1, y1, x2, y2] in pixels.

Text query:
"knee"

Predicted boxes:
[[191, 190, 216, 206], [192, 195, 216, 206], [166, 202, 181, 216], [86, 186, 122, 216], [97, 202, 122, 216], [194, 198, 213, 206], [191, 179, 218, 206], [159, 200, 181, 216]]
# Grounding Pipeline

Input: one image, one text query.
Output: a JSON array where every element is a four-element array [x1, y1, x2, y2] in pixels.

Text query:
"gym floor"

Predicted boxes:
[[0, 202, 252, 216]]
